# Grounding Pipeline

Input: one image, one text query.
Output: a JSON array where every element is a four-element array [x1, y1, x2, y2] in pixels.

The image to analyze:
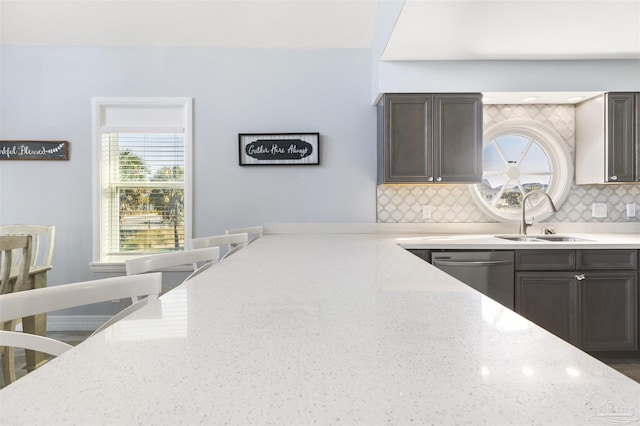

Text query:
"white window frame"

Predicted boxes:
[[469, 118, 573, 223], [91, 97, 193, 271]]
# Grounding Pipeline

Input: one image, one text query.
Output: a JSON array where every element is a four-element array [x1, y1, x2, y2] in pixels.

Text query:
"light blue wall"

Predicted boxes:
[[0, 46, 377, 289], [377, 59, 640, 95]]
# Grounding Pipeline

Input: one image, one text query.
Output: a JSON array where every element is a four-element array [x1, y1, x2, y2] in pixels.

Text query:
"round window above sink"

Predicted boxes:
[[469, 118, 573, 223]]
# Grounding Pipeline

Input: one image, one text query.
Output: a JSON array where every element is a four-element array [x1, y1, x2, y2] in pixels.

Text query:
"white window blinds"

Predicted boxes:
[[101, 132, 185, 256]]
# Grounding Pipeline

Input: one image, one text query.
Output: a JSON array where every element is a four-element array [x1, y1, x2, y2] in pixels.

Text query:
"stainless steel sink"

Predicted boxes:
[[495, 235, 594, 243], [495, 235, 545, 242], [535, 235, 594, 242]]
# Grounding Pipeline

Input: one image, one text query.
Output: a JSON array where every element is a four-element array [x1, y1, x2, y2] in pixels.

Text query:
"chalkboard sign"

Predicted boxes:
[[0, 141, 69, 161], [239, 133, 319, 166]]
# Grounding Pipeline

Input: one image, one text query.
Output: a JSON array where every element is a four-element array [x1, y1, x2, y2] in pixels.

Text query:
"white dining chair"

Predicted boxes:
[[125, 247, 220, 299], [0, 225, 55, 268], [0, 273, 162, 386], [191, 233, 249, 260], [226, 225, 263, 244]]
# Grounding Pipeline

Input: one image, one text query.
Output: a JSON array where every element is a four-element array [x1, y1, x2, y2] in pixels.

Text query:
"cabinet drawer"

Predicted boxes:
[[515, 250, 575, 271], [577, 249, 638, 270]]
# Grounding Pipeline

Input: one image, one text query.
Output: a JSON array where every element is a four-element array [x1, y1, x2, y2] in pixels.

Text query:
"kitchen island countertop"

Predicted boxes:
[[1, 233, 638, 425]]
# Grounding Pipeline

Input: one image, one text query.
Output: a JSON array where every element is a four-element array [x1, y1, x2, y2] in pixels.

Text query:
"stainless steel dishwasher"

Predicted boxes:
[[431, 251, 515, 309]]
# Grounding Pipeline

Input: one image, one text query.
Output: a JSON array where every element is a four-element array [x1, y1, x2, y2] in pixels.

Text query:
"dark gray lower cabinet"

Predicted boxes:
[[515, 249, 638, 352], [579, 271, 638, 351], [516, 273, 577, 344], [407, 249, 431, 263]]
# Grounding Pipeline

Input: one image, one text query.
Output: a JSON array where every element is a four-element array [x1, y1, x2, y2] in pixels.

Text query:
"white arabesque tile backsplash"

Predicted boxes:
[[377, 104, 640, 224]]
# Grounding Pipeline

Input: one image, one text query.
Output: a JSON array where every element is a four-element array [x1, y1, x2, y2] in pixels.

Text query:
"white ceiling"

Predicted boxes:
[[0, 0, 377, 48], [1, 0, 638, 104], [382, 0, 640, 61], [2, 0, 638, 60]]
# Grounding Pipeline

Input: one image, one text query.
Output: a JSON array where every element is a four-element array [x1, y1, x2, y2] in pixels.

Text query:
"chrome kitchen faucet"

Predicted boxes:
[[520, 190, 558, 235]]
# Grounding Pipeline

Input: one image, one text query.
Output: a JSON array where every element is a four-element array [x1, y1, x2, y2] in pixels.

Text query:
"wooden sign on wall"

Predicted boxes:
[[0, 141, 69, 160]]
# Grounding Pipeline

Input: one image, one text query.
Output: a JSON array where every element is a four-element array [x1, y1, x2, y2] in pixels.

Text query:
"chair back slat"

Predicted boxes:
[[125, 247, 220, 276], [192, 233, 249, 253], [0, 235, 32, 295], [0, 273, 162, 323], [124, 247, 220, 302], [226, 226, 263, 244], [0, 331, 72, 357], [0, 225, 55, 267]]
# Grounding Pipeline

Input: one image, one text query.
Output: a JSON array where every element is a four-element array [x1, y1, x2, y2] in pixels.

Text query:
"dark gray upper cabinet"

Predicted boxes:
[[634, 93, 640, 182], [606, 93, 636, 182], [576, 92, 639, 184], [377, 93, 483, 184]]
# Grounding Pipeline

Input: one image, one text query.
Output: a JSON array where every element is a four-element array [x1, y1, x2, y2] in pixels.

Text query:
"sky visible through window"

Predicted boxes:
[[483, 134, 551, 189]]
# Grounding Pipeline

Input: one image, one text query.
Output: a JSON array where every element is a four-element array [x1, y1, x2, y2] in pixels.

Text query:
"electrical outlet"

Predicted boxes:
[[422, 205, 432, 220], [591, 203, 607, 218], [627, 203, 636, 218]]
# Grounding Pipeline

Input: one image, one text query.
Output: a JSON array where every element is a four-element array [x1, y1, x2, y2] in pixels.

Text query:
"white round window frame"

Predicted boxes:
[[469, 118, 573, 223]]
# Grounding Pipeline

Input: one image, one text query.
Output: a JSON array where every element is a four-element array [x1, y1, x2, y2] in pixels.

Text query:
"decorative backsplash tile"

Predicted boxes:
[[377, 184, 489, 223], [377, 104, 640, 224]]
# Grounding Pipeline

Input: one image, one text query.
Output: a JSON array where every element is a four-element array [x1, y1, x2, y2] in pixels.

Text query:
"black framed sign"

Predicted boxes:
[[0, 141, 69, 160], [239, 133, 319, 166]]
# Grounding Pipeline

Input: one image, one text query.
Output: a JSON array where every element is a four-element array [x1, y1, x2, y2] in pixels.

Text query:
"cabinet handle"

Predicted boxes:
[[575, 274, 586, 281], [428, 177, 434, 182], [436, 177, 442, 182], [610, 175, 618, 181]]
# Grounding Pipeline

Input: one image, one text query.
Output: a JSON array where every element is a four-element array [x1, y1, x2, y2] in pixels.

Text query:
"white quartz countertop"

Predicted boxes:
[[1, 234, 639, 425]]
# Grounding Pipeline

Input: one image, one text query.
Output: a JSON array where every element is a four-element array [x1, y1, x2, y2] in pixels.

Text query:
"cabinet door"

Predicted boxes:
[[383, 94, 433, 183], [433, 94, 483, 183], [606, 93, 635, 182], [578, 271, 638, 351], [515, 272, 578, 344], [636, 93, 640, 182]]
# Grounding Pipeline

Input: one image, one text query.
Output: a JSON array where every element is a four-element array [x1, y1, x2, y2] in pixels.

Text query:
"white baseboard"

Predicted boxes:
[[45, 315, 110, 331]]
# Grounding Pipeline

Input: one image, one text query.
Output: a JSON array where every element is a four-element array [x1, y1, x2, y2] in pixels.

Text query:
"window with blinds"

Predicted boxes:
[[102, 132, 185, 255], [92, 98, 192, 265]]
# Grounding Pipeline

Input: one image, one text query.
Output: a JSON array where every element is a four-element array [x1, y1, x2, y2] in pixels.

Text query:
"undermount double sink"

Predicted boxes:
[[496, 235, 594, 243]]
